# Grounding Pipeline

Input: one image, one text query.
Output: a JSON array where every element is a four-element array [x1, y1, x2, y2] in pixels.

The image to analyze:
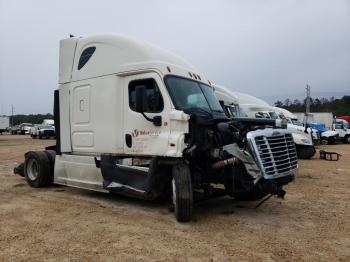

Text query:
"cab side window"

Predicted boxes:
[[78, 47, 96, 70], [128, 79, 164, 113]]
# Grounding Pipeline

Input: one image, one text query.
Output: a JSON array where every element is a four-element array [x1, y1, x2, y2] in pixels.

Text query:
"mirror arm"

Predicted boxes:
[[141, 112, 153, 122], [140, 112, 162, 127]]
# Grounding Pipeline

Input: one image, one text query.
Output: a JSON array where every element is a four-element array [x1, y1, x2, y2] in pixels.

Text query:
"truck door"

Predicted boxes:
[[337, 123, 347, 138], [123, 73, 171, 156]]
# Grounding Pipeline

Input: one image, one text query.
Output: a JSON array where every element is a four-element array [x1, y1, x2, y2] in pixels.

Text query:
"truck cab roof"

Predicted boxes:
[[59, 34, 206, 85]]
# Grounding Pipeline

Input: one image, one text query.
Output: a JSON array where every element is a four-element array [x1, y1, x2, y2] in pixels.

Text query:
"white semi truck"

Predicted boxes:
[[19, 34, 298, 222], [214, 85, 316, 159]]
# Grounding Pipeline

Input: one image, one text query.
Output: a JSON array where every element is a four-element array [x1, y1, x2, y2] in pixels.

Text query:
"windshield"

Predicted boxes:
[[268, 112, 278, 119], [226, 106, 248, 118], [255, 112, 271, 119], [165, 76, 224, 112], [291, 119, 303, 126], [39, 125, 54, 130]]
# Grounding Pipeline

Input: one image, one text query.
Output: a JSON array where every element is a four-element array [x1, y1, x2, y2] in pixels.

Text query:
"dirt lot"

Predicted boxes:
[[0, 135, 349, 261]]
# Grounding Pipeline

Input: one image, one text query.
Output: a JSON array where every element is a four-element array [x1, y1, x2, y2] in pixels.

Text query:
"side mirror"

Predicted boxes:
[[135, 85, 146, 113], [134, 85, 162, 127]]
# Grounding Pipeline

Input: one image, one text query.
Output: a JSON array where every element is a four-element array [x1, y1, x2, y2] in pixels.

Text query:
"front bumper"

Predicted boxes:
[[40, 130, 55, 137]]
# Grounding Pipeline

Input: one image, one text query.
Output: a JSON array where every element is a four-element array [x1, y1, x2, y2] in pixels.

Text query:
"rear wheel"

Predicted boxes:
[[171, 163, 193, 222], [24, 151, 53, 187]]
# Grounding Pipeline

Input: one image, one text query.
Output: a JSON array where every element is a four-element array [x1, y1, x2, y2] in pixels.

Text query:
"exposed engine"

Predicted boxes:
[[182, 110, 296, 200]]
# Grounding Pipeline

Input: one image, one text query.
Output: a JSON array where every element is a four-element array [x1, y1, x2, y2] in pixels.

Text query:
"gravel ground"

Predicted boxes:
[[0, 135, 349, 261]]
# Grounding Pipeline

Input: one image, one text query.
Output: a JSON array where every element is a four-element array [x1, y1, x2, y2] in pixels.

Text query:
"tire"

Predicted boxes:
[[171, 163, 193, 222], [344, 136, 350, 144], [296, 145, 316, 159], [33, 135, 37, 139], [39, 134, 42, 139], [24, 151, 53, 187], [228, 163, 269, 201], [44, 150, 56, 184], [321, 138, 329, 145]]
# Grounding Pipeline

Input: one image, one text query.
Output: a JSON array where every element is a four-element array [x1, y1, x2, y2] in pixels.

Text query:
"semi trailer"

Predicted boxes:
[[0, 116, 10, 134], [213, 85, 316, 159], [18, 34, 298, 222]]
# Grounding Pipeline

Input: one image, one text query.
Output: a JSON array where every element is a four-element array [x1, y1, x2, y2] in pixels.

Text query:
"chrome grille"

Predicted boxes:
[[247, 129, 298, 179]]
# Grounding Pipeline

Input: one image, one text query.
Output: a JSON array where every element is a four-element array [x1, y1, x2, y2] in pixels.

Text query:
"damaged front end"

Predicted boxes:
[[183, 113, 297, 201]]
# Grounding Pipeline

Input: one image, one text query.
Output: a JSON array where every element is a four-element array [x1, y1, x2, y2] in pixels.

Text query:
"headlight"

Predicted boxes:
[[301, 138, 311, 144]]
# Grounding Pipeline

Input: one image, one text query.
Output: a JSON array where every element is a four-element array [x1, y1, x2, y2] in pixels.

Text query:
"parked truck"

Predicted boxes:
[[333, 119, 350, 144], [337, 116, 350, 128], [0, 116, 10, 134], [18, 34, 297, 222], [30, 124, 55, 139], [19, 123, 33, 135], [42, 119, 55, 126], [214, 85, 316, 159]]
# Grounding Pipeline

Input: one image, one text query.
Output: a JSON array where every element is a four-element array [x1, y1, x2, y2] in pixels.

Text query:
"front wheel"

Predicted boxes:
[[171, 163, 193, 222], [296, 145, 316, 159], [321, 138, 329, 145], [344, 136, 350, 144]]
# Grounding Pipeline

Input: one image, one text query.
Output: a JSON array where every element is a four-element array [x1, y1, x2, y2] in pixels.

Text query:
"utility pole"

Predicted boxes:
[[11, 104, 14, 127], [304, 84, 311, 127], [306, 84, 311, 115]]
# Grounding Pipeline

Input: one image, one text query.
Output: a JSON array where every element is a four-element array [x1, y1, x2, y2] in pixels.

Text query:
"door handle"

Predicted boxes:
[[125, 134, 132, 148]]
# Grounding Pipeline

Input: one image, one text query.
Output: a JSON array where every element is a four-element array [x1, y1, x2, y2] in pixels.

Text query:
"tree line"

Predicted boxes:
[[274, 95, 350, 116], [9, 114, 54, 126]]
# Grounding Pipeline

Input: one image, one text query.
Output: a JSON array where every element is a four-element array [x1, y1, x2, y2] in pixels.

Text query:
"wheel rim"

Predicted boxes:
[[27, 158, 39, 181], [321, 139, 328, 145], [347, 137, 350, 143]]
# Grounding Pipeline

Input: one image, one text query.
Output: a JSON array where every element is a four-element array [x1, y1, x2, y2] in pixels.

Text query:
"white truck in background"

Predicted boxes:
[[42, 119, 55, 126], [30, 124, 55, 139], [273, 107, 320, 145], [17, 34, 297, 222], [0, 116, 10, 134], [333, 119, 350, 144], [30, 119, 55, 139], [294, 112, 340, 144], [214, 85, 316, 159]]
